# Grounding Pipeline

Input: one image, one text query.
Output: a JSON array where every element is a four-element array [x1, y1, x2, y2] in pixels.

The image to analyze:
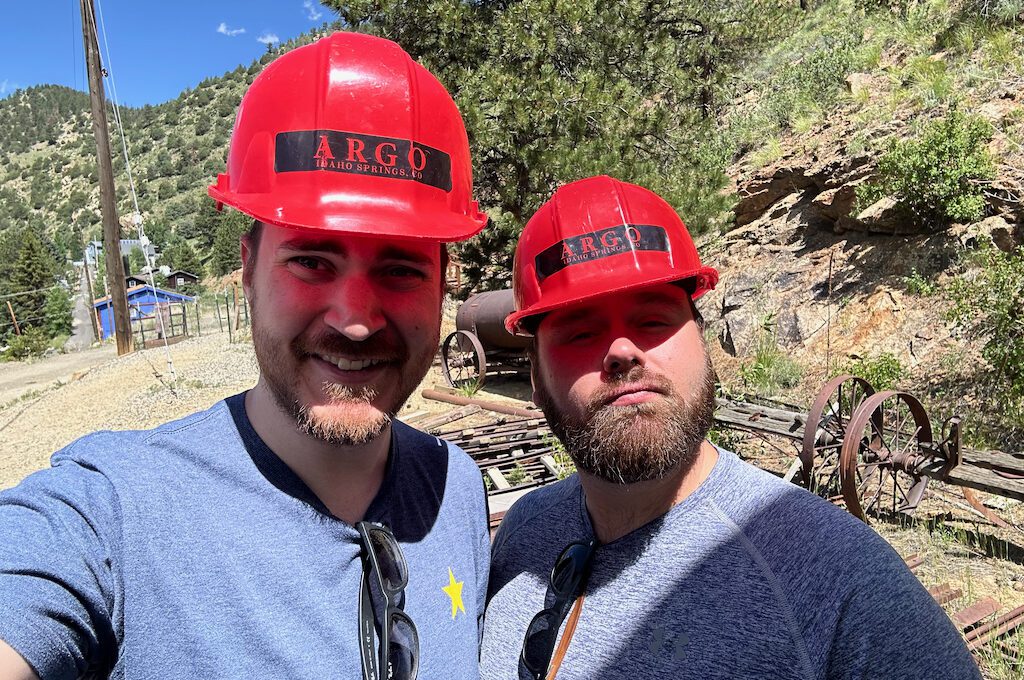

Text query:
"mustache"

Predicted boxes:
[[586, 365, 677, 412], [294, 332, 406, 362]]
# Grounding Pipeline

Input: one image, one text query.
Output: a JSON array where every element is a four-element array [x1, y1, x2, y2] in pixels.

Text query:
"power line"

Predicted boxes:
[[0, 314, 49, 329], [90, 0, 177, 382], [0, 286, 62, 301]]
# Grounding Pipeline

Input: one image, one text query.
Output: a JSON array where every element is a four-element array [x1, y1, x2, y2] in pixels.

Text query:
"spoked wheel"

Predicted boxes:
[[441, 330, 487, 390], [839, 391, 933, 523], [797, 375, 875, 498]]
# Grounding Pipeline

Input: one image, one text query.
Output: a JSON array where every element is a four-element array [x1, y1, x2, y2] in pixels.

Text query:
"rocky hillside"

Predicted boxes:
[[704, 0, 1024, 449]]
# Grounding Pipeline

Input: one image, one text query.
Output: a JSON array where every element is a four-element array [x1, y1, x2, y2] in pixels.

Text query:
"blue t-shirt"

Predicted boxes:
[[481, 448, 980, 679], [0, 393, 490, 679]]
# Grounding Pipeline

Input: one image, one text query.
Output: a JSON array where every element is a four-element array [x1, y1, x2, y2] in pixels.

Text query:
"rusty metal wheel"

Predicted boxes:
[[797, 375, 875, 497], [839, 391, 933, 523], [441, 330, 487, 390]]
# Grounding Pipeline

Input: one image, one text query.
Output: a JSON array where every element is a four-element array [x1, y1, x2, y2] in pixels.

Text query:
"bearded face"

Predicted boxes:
[[534, 354, 716, 484], [244, 223, 443, 447]]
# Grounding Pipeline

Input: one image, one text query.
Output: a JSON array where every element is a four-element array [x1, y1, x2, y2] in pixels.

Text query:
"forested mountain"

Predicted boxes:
[[1, 0, 1022, 404]]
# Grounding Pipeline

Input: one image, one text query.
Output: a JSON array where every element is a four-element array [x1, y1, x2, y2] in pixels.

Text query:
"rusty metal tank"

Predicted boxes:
[[455, 289, 530, 350]]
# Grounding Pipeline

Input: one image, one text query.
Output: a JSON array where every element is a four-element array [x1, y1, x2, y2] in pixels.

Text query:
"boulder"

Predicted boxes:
[[733, 165, 816, 227], [837, 196, 914, 234], [810, 181, 862, 222], [845, 73, 872, 98], [954, 215, 1020, 252]]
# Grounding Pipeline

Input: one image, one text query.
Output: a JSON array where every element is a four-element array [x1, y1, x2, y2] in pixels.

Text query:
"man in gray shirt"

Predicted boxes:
[[480, 175, 980, 679]]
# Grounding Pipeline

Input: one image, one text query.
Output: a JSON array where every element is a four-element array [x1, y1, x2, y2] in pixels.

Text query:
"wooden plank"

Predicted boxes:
[[540, 455, 560, 477], [944, 464, 1024, 502], [399, 410, 429, 424], [935, 589, 963, 606], [714, 408, 805, 441], [413, 405, 482, 431], [904, 553, 924, 571], [962, 447, 1024, 473], [486, 468, 512, 491], [953, 597, 1001, 629]]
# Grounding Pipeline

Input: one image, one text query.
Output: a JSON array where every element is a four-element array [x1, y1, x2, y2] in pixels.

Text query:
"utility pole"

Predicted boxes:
[[82, 257, 101, 342], [5, 301, 20, 336], [80, 0, 133, 355]]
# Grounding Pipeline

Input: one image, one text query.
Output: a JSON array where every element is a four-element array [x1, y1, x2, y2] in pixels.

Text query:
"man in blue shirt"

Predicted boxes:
[[0, 32, 490, 680], [481, 176, 980, 679]]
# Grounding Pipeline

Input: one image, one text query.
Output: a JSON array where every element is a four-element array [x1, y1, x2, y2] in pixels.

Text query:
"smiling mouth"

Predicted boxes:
[[318, 354, 388, 371]]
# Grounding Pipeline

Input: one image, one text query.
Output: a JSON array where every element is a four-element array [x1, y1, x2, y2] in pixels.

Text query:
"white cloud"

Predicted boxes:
[[0, 79, 16, 96], [257, 33, 280, 45], [303, 1, 323, 21], [217, 22, 246, 37], [0, 80, 8, 95]]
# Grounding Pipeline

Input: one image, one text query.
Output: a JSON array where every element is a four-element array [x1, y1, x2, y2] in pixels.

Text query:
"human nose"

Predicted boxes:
[[603, 336, 645, 376], [322, 277, 386, 341]]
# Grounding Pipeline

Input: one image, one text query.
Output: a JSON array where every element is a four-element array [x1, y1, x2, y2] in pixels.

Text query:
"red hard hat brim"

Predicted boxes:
[[209, 185, 488, 242], [504, 265, 718, 336]]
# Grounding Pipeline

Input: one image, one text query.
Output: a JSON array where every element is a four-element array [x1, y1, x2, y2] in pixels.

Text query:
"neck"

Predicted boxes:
[[244, 380, 391, 525], [578, 439, 719, 545]]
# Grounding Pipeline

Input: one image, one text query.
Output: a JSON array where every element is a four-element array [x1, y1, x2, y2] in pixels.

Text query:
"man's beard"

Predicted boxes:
[[535, 354, 717, 485], [250, 303, 435, 447]]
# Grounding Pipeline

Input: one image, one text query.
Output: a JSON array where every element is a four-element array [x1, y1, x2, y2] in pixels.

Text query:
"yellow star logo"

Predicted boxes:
[[442, 567, 466, 620]]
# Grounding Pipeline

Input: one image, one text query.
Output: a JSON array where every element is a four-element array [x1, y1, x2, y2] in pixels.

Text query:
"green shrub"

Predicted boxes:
[[739, 315, 802, 395], [865, 109, 995, 229], [3, 327, 50, 360], [904, 269, 938, 296], [844, 352, 907, 391], [505, 464, 531, 486], [947, 247, 1024, 398]]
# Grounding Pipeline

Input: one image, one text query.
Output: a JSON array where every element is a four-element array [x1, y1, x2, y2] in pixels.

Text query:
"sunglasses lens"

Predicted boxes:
[[389, 611, 419, 679], [522, 610, 560, 673], [368, 528, 409, 592], [550, 543, 591, 596]]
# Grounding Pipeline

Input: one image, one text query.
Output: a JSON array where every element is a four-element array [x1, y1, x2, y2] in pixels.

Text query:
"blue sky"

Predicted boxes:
[[0, 1, 335, 107]]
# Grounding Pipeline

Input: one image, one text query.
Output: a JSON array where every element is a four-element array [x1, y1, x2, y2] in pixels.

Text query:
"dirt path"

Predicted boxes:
[[65, 265, 96, 352], [0, 343, 117, 405]]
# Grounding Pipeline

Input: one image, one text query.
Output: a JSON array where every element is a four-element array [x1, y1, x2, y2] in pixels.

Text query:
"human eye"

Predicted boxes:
[[382, 263, 430, 288], [285, 255, 332, 279], [639, 317, 672, 329], [562, 326, 599, 345], [290, 256, 322, 270]]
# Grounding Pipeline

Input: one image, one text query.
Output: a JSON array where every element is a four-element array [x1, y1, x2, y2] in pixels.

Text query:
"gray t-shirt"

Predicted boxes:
[[0, 393, 490, 680], [481, 448, 980, 679]]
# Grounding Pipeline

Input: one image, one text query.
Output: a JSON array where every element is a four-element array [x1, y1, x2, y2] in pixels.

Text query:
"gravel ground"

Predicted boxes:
[[0, 318, 517, 490]]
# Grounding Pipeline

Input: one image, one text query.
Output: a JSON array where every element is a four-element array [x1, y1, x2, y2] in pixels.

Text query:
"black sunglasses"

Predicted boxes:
[[357, 521, 419, 680], [520, 540, 596, 680]]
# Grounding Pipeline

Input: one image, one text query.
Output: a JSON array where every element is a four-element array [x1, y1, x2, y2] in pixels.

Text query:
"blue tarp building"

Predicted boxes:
[[93, 285, 195, 340]]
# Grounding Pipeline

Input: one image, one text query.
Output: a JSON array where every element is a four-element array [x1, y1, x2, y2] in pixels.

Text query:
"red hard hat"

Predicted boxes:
[[208, 31, 487, 242], [505, 175, 718, 335]]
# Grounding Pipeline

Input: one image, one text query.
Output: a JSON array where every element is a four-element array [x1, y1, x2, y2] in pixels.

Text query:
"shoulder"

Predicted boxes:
[[392, 419, 480, 481], [50, 399, 239, 480], [704, 448, 886, 556], [492, 475, 582, 558]]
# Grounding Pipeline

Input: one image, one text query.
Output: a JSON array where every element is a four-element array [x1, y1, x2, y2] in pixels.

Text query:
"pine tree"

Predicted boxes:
[[8, 229, 57, 332], [210, 210, 251, 276], [44, 285, 73, 338], [162, 236, 203, 278]]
